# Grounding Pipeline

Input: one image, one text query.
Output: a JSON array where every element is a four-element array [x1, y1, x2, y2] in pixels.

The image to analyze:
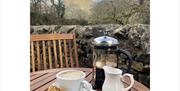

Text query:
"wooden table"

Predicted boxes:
[[30, 68, 149, 91]]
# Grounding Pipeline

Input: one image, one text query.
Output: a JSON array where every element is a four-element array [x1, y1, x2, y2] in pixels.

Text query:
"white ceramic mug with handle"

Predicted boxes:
[[56, 70, 95, 91]]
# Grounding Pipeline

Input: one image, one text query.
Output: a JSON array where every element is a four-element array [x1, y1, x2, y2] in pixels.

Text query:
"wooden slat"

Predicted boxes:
[[30, 73, 36, 77], [123, 83, 138, 91], [35, 79, 56, 91], [36, 42, 41, 70], [42, 41, 47, 70], [85, 71, 93, 82], [73, 34, 79, 67], [31, 34, 74, 41], [123, 76, 149, 91], [30, 73, 47, 81], [68, 39, 73, 67], [53, 40, 58, 68], [31, 73, 57, 91], [47, 41, 52, 69], [30, 68, 92, 74], [63, 39, 69, 67], [31, 73, 55, 86], [31, 42, 35, 72], [58, 40, 63, 68]]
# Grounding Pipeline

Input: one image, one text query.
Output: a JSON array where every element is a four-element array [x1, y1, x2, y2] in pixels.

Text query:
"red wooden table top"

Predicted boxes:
[[30, 68, 149, 91]]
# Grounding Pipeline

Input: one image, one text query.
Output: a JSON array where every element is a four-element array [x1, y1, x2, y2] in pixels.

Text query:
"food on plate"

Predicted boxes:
[[48, 85, 61, 91]]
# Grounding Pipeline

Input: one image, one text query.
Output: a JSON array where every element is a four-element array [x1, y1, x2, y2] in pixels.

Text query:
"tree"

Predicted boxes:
[[30, 0, 42, 25], [90, 0, 150, 25], [50, 0, 65, 24], [30, 0, 66, 25], [63, 2, 88, 25]]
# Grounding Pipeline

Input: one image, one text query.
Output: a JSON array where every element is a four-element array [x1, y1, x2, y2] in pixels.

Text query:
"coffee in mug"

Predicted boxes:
[[58, 70, 84, 79]]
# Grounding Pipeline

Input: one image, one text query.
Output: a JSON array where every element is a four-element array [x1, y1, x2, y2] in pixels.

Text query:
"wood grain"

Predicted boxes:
[[31, 34, 73, 41], [31, 42, 35, 72], [36, 42, 41, 70], [47, 41, 52, 69], [68, 39, 73, 67], [31, 73, 55, 86], [30, 34, 79, 72], [42, 41, 47, 70], [30, 68, 149, 91], [53, 40, 58, 68], [73, 33, 79, 67], [58, 40, 63, 68], [63, 39, 69, 67]]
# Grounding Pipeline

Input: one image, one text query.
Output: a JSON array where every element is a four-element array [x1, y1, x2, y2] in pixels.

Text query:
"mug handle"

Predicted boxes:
[[121, 74, 134, 91], [80, 80, 96, 91]]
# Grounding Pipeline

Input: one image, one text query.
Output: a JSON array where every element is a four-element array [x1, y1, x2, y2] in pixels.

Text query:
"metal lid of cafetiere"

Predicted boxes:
[[92, 36, 119, 48]]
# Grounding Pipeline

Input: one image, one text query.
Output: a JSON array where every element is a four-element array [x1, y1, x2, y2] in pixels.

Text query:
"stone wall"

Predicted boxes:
[[31, 24, 150, 88]]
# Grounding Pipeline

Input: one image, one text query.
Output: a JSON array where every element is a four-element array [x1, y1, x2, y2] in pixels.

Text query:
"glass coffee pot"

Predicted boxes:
[[91, 36, 133, 89]]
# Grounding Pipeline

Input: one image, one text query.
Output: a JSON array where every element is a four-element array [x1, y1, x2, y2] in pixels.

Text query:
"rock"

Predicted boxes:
[[132, 61, 144, 72], [30, 27, 34, 34], [31, 25, 57, 34], [113, 24, 150, 54]]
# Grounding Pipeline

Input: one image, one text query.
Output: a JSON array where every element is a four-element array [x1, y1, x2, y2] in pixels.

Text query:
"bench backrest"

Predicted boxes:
[[30, 34, 79, 72]]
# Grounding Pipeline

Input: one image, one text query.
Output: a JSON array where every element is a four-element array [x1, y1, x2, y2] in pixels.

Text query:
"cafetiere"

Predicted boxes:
[[91, 36, 133, 89]]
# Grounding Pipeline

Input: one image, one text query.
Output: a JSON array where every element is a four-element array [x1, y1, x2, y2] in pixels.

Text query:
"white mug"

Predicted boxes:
[[56, 70, 95, 91]]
